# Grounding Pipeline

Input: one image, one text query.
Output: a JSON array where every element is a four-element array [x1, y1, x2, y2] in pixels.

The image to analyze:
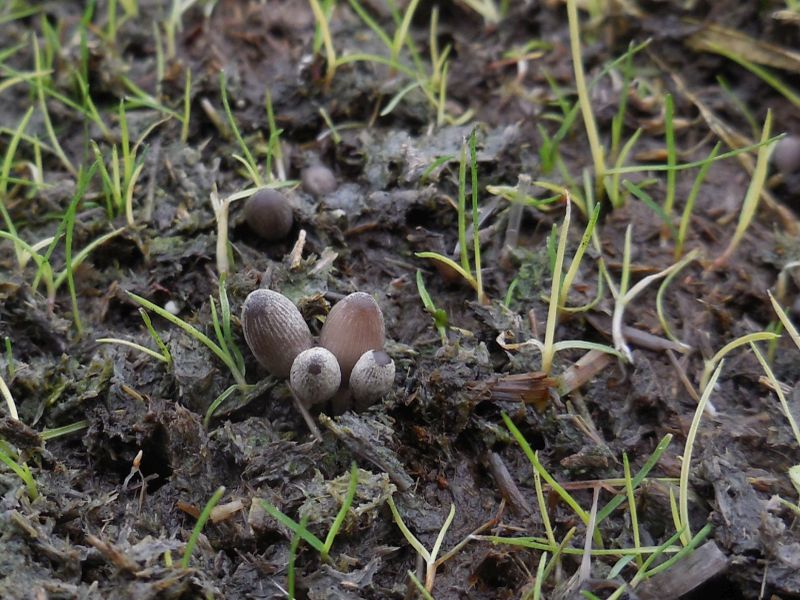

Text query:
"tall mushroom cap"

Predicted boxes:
[[319, 292, 385, 382], [243, 189, 294, 241], [241, 289, 313, 377]]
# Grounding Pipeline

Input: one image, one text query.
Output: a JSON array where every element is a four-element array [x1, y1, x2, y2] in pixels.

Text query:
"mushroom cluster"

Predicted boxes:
[[241, 289, 395, 410]]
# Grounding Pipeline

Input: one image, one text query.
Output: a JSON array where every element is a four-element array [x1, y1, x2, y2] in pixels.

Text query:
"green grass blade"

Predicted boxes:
[[127, 292, 246, 387], [64, 164, 98, 334], [322, 463, 359, 558], [542, 198, 571, 374], [387, 496, 431, 563], [468, 129, 483, 303], [40, 420, 90, 440], [595, 434, 673, 525], [679, 362, 723, 544], [714, 109, 775, 267], [260, 500, 326, 553], [675, 143, 720, 259], [288, 513, 310, 599], [502, 412, 592, 528], [181, 486, 225, 568], [96, 338, 171, 362]]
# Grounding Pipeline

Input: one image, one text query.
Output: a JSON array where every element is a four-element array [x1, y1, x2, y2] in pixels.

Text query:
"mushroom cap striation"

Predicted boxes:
[[241, 289, 313, 377], [290, 347, 341, 407], [319, 292, 385, 382], [243, 189, 294, 241], [350, 349, 395, 409]]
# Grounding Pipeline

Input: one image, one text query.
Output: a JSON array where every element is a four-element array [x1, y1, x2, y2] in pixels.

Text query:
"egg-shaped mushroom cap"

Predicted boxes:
[[241, 289, 313, 377], [243, 189, 294, 241], [290, 347, 341, 407], [319, 292, 385, 381], [350, 349, 395, 410], [301, 165, 337, 197]]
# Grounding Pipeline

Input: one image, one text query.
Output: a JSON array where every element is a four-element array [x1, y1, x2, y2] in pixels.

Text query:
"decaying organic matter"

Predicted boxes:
[[1, 1, 799, 599]]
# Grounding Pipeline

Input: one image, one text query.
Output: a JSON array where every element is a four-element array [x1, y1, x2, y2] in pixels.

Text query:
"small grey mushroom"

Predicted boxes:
[[319, 292, 385, 382], [773, 135, 800, 176], [349, 349, 395, 409], [243, 189, 294, 241], [290, 347, 341, 407], [241, 289, 313, 377], [301, 165, 337, 197]]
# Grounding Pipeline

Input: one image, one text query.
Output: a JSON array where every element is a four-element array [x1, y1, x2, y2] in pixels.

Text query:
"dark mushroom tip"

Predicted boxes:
[[350, 349, 395, 409], [241, 289, 313, 378], [290, 347, 341, 407], [243, 189, 294, 241]]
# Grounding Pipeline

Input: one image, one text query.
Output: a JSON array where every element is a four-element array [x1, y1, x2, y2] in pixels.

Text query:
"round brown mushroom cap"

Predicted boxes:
[[350, 349, 395, 410], [319, 292, 385, 382], [301, 165, 337, 197], [243, 189, 294, 241], [290, 347, 341, 407], [241, 289, 313, 377]]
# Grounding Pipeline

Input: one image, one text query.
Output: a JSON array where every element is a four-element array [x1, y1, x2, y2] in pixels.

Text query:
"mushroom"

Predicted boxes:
[[350, 349, 395, 410], [319, 292, 385, 382], [773, 135, 800, 177], [301, 164, 337, 197], [243, 189, 294, 241], [290, 347, 341, 407], [241, 289, 313, 377]]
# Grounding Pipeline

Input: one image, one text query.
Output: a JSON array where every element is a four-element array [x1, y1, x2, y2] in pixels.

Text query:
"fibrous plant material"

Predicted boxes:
[[241, 289, 314, 378]]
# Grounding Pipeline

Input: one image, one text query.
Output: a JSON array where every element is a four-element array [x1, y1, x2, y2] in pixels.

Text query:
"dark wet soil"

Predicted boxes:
[[1, 1, 800, 599]]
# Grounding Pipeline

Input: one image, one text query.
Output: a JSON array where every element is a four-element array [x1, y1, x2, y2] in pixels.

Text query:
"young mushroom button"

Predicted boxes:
[[241, 289, 313, 378], [319, 292, 385, 382], [773, 135, 800, 176], [243, 189, 294, 241], [290, 347, 341, 407], [301, 165, 337, 197], [350, 349, 395, 410]]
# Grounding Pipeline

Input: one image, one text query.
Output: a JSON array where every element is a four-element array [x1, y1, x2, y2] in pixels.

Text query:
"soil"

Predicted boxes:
[[1, 1, 800, 599]]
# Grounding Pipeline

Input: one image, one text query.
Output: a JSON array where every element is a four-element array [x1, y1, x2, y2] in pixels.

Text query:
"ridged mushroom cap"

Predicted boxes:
[[301, 165, 337, 197], [243, 189, 294, 241], [350, 349, 395, 410], [290, 347, 341, 407], [241, 289, 313, 377], [319, 292, 385, 382]]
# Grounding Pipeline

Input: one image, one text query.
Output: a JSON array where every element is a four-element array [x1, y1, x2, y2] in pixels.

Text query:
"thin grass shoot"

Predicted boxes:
[[180, 486, 225, 568]]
